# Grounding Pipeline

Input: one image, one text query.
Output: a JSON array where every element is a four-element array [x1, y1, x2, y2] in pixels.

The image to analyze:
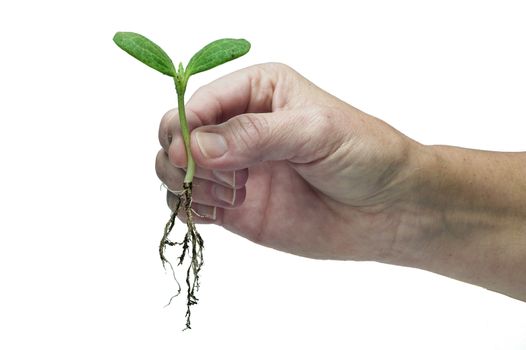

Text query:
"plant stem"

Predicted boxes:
[[175, 74, 195, 184]]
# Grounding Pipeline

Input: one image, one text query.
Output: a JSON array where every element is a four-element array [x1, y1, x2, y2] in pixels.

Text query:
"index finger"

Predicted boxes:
[[186, 63, 284, 125], [159, 63, 286, 152]]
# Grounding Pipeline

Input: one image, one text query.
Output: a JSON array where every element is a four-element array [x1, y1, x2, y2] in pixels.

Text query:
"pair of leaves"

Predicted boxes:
[[113, 32, 250, 79]]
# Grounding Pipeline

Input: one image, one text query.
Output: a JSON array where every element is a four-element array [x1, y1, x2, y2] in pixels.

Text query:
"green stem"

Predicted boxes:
[[175, 74, 195, 184]]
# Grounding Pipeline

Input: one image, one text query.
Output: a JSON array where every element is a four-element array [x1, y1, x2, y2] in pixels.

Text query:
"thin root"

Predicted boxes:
[[191, 206, 217, 220], [160, 182, 186, 195]]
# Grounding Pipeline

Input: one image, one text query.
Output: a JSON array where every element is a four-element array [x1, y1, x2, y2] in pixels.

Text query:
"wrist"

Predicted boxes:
[[378, 143, 445, 266], [389, 144, 526, 299]]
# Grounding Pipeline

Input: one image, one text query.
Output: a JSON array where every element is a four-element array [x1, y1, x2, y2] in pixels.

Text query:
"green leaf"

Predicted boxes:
[[113, 32, 176, 77], [186, 38, 251, 77]]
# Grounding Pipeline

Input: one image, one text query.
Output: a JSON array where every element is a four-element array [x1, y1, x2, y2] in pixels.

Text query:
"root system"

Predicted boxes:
[[159, 182, 204, 330]]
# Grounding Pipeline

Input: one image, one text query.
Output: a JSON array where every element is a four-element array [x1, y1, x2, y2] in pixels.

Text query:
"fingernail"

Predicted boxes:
[[212, 170, 236, 188], [195, 132, 228, 159], [193, 205, 217, 220], [213, 185, 236, 206]]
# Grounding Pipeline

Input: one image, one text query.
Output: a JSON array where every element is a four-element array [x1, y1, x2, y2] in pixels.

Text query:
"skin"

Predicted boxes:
[[155, 63, 526, 301]]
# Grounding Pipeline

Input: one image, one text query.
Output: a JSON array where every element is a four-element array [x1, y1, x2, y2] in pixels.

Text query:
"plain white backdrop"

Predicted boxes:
[[0, 0, 525, 349]]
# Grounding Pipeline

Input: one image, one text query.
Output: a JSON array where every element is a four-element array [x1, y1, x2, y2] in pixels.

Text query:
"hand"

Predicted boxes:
[[156, 63, 526, 300], [156, 63, 421, 261]]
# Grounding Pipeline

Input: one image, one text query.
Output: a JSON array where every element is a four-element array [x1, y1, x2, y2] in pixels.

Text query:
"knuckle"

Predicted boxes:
[[166, 191, 178, 211], [156, 150, 184, 190], [155, 150, 166, 181], [167, 141, 186, 168], [192, 84, 209, 99], [253, 63, 298, 111], [159, 109, 177, 149], [190, 84, 216, 108], [260, 62, 293, 75], [186, 85, 220, 124], [247, 66, 276, 112]]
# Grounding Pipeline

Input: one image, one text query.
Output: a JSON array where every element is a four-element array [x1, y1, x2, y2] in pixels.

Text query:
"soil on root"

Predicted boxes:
[[159, 182, 204, 330]]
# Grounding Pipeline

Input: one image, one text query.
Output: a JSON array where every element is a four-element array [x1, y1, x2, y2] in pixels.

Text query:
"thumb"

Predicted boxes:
[[190, 110, 336, 170]]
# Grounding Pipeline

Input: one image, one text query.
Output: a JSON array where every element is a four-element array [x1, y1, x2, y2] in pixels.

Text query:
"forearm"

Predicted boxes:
[[399, 145, 526, 300]]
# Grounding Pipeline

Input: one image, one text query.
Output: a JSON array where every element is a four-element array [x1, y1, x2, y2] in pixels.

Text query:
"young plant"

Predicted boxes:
[[113, 32, 250, 329]]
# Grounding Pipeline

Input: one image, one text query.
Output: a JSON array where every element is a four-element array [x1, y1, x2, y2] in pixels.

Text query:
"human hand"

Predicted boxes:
[[156, 63, 423, 262]]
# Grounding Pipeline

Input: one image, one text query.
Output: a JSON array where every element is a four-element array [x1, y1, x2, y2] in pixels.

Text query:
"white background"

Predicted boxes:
[[1, 0, 525, 349]]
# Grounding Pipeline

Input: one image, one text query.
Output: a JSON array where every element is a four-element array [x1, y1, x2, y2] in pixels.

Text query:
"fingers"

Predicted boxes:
[[164, 177, 246, 207], [185, 63, 286, 125], [167, 192, 223, 224], [156, 150, 248, 207], [158, 63, 292, 153]]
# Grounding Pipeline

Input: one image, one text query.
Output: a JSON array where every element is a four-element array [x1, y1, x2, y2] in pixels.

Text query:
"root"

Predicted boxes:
[[159, 182, 204, 330]]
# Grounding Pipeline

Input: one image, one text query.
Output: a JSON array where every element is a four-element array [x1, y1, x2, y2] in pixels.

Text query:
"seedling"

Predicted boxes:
[[113, 32, 250, 329]]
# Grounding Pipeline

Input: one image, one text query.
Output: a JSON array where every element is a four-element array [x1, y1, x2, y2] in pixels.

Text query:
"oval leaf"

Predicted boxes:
[[113, 32, 176, 77], [186, 38, 251, 77]]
